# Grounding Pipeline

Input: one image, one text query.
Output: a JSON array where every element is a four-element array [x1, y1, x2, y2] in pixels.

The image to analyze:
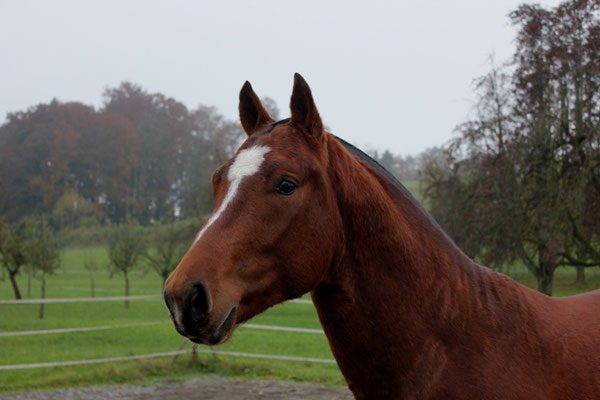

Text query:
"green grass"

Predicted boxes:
[[0, 246, 340, 393], [400, 180, 430, 209], [0, 355, 344, 393], [496, 262, 600, 297], [1, 244, 599, 394], [400, 180, 420, 198]]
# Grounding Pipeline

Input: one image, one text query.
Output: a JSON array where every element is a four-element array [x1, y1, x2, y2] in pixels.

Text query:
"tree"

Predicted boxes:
[[0, 101, 86, 220], [102, 83, 193, 224], [0, 82, 250, 226], [24, 263, 34, 297], [23, 216, 61, 318], [107, 223, 146, 308], [74, 112, 136, 223], [378, 150, 396, 173], [0, 218, 27, 299], [183, 105, 244, 217], [143, 220, 194, 287], [52, 189, 97, 231], [0, 100, 136, 224], [84, 256, 100, 297], [509, 0, 600, 292], [424, 0, 600, 295]]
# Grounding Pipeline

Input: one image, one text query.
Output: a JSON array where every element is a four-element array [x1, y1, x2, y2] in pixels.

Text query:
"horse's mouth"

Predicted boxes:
[[186, 306, 237, 346]]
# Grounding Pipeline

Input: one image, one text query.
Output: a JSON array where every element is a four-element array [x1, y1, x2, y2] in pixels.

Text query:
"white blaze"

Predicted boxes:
[[192, 145, 270, 245]]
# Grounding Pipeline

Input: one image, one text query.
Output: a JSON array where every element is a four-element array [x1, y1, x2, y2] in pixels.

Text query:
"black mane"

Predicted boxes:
[[333, 135, 449, 237], [266, 118, 445, 235]]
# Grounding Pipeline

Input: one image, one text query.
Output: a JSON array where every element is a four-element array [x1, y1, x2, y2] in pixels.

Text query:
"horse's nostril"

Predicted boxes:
[[186, 282, 210, 324]]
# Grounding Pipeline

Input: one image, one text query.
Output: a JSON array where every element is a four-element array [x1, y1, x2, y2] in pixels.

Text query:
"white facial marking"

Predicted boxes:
[[193, 145, 270, 245]]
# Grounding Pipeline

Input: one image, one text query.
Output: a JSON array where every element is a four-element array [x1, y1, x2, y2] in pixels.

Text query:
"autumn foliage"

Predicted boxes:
[[0, 83, 244, 225]]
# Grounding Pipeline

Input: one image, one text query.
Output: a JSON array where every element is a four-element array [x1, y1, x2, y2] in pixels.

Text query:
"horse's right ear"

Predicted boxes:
[[290, 73, 324, 143], [239, 81, 274, 136]]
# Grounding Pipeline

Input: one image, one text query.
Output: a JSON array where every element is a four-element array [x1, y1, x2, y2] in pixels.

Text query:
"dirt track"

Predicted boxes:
[[1, 377, 353, 400]]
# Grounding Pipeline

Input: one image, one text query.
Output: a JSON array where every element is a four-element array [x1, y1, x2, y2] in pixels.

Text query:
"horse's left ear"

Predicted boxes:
[[239, 81, 274, 136], [290, 73, 324, 142]]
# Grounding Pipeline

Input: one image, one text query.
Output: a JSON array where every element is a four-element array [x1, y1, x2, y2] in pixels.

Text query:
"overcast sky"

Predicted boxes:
[[0, 0, 561, 156]]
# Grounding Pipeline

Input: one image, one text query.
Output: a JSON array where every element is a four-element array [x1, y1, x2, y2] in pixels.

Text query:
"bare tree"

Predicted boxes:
[[424, 0, 600, 295], [144, 221, 194, 287], [0, 218, 26, 299], [188, 105, 244, 216], [84, 256, 100, 297], [107, 223, 146, 308], [23, 216, 61, 318]]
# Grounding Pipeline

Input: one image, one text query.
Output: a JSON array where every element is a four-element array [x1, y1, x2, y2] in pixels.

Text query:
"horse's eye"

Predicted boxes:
[[275, 179, 297, 195]]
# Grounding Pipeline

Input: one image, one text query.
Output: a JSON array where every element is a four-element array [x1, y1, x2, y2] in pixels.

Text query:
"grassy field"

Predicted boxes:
[[0, 247, 343, 393], [1, 182, 599, 394], [2, 249, 599, 394]]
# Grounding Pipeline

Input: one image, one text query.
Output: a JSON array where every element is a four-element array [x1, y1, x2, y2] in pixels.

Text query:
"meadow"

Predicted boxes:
[[1, 181, 599, 394], [0, 247, 345, 393], [2, 251, 599, 394]]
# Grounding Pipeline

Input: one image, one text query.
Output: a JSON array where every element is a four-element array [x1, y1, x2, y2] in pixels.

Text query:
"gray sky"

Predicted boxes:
[[0, 0, 560, 156]]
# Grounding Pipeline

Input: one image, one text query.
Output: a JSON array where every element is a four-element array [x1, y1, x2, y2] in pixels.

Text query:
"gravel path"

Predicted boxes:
[[1, 377, 353, 400]]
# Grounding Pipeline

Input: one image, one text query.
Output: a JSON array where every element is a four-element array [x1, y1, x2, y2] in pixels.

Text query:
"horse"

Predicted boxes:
[[164, 74, 600, 399]]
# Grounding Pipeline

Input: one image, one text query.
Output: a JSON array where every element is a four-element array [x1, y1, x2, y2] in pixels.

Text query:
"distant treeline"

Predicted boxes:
[[0, 81, 437, 227], [367, 147, 445, 182], [0, 83, 282, 225]]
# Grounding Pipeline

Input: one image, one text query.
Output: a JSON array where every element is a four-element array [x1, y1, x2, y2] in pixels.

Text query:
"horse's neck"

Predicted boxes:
[[315, 137, 480, 310], [311, 139, 517, 397]]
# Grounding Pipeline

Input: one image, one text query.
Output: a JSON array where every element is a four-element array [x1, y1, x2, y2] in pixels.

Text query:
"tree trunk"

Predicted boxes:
[[192, 343, 198, 362], [27, 271, 31, 297], [39, 275, 46, 319], [536, 245, 557, 296], [8, 271, 22, 300], [575, 265, 585, 284], [537, 259, 556, 296], [91, 276, 95, 298], [124, 273, 129, 309], [537, 273, 554, 296]]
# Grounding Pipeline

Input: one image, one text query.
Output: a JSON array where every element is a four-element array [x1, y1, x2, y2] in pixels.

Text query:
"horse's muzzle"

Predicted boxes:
[[164, 281, 236, 345]]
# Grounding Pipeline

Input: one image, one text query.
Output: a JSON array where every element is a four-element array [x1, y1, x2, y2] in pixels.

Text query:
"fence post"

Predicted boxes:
[[171, 339, 188, 366], [210, 345, 218, 362], [191, 343, 198, 362]]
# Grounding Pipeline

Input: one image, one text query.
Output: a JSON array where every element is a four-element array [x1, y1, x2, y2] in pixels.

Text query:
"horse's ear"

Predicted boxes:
[[290, 73, 324, 142], [239, 81, 274, 136]]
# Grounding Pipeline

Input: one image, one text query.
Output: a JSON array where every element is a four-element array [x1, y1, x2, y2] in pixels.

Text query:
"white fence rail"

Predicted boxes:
[[0, 322, 324, 337], [0, 296, 312, 305], [0, 295, 332, 371], [0, 322, 164, 337], [0, 349, 336, 371], [0, 295, 160, 305]]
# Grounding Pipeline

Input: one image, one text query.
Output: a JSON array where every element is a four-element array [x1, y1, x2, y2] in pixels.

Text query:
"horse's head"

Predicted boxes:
[[164, 74, 342, 345]]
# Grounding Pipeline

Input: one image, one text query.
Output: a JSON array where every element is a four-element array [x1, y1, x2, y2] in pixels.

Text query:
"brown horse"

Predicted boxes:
[[164, 74, 600, 399]]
